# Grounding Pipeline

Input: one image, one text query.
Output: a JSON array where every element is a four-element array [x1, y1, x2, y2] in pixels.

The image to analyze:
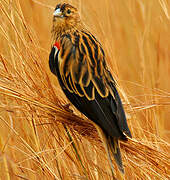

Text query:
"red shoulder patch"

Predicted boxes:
[[54, 41, 60, 50]]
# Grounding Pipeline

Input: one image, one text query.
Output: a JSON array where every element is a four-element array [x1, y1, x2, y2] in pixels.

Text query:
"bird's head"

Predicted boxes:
[[52, 3, 81, 36]]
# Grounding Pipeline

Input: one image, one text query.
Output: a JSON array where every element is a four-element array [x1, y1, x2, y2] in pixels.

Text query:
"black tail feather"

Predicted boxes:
[[92, 124, 125, 178], [108, 136, 124, 174]]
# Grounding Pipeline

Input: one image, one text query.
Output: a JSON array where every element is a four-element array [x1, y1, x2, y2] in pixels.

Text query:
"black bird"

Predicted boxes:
[[49, 3, 132, 174]]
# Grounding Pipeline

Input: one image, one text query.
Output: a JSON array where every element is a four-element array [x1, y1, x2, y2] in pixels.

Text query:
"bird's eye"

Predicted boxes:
[[67, 9, 71, 14]]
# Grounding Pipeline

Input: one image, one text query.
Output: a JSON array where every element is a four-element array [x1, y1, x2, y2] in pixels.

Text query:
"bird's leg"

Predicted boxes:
[[62, 103, 73, 113]]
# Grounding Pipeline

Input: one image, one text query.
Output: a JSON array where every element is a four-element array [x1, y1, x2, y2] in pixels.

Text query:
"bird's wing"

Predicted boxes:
[[53, 31, 131, 138], [57, 32, 110, 100]]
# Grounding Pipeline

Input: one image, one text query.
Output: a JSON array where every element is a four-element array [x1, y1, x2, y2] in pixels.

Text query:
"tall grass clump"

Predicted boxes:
[[0, 0, 169, 179]]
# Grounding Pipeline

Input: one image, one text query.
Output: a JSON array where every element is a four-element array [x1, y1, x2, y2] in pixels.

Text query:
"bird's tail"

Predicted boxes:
[[108, 136, 124, 174], [94, 125, 124, 176]]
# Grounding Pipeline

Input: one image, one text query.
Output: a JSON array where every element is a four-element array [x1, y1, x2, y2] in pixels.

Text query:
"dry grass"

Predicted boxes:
[[0, 0, 170, 179]]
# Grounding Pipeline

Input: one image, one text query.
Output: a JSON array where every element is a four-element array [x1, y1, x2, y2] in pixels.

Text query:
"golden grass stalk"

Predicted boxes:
[[0, 0, 170, 179]]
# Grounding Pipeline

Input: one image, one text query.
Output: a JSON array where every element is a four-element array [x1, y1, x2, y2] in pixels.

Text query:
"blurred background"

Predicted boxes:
[[0, 0, 170, 179]]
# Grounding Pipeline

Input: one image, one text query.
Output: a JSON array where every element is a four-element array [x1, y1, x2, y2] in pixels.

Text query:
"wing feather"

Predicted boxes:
[[53, 31, 131, 138], [59, 33, 107, 99]]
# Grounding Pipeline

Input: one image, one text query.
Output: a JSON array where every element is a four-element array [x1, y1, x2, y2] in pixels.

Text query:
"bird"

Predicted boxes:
[[49, 3, 132, 175]]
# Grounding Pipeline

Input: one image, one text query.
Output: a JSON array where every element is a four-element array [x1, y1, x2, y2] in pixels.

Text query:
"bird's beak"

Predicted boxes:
[[53, 8, 63, 17]]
